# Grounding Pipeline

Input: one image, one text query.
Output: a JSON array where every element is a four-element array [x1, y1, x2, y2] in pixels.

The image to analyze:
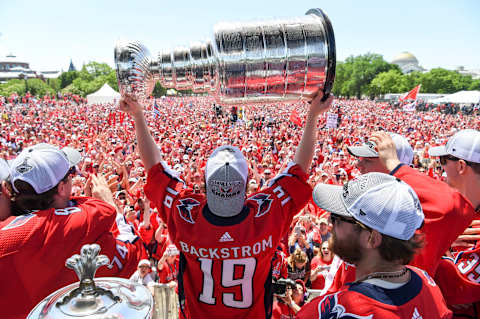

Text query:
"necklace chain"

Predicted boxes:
[[359, 267, 408, 282]]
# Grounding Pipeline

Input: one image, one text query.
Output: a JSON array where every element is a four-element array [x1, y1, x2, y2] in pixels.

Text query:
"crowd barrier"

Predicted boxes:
[[152, 284, 179, 319]]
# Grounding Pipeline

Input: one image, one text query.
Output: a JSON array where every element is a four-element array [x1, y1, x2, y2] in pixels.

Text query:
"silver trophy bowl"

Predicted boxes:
[[115, 8, 335, 104]]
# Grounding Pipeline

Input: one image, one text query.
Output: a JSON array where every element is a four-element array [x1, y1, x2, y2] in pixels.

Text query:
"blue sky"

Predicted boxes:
[[1, 0, 479, 72]]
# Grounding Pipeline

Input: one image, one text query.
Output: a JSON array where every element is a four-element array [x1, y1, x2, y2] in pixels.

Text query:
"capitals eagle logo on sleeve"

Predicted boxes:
[[250, 193, 273, 218], [177, 198, 200, 224], [319, 294, 373, 319]]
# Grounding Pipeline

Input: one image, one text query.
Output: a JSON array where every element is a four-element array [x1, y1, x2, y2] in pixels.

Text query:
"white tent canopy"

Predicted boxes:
[[428, 90, 480, 104], [87, 83, 121, 105]]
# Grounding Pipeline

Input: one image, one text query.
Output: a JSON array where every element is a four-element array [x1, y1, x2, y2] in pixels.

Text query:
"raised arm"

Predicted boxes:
[[294, 92, 334, 173], [119, 96, 161, 171]]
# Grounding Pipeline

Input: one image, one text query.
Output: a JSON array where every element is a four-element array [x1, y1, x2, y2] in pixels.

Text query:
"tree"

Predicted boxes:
[[0, 79, 25, 96], [152, 82, 167, 97], [333, 53, 398, 98], [368, 69, 407, 97], [58, 71, 79, 89], [24, 78, 55, 96]]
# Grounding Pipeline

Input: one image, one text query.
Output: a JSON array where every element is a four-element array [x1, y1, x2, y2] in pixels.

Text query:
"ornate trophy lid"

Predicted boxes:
[[27, 244, 153, 318]]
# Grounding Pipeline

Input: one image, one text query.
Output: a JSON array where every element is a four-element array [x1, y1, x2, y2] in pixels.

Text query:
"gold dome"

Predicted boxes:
[[391, 52, 418, 65]]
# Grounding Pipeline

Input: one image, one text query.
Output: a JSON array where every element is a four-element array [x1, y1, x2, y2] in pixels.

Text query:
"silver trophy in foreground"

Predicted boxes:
[[115, 8, 335, 104], [27, 244, 154, 318]]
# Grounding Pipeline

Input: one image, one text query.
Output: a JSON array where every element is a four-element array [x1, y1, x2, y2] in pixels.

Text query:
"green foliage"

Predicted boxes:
[[24, 78, 55, 96], [333, 53, 398, 98], [58, 71, 79, 89], [152, 82, 167, 97], [368, 69, 407, 97], [0, 79, 25, 96]]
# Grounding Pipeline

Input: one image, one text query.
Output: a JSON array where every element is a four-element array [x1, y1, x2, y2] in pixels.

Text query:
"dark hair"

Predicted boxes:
[[469, 161, 480, 175], [378, 232, 424, 265], [11, 180, 60, 211], [10, 172, 70, 212]]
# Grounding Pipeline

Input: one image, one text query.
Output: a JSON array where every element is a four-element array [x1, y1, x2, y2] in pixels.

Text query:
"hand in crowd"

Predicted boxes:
[[370, 131, 401, 171], [90, 174, 116, 209]]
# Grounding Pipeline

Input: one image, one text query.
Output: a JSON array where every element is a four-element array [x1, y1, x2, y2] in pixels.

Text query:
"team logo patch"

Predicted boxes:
[[319, 293, 373, 319], [15, 158, 33, 174], [1, 213, 36, 230], [251, 193, 273, 218], [209, 180, 243, 198], [176, 198, 200, 224]]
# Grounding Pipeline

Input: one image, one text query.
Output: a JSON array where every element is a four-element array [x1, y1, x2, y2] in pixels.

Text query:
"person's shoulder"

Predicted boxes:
[[297, 291, 359, 319], [69, 196, 116, 215]]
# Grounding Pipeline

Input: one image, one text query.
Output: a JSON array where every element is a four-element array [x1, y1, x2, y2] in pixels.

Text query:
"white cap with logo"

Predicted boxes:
[[429, 129, 480, 163], [312, 172, 424, 240], [10, 144, 81, 194], [206, 145, 248, 217], [347, 133, 414, 165]]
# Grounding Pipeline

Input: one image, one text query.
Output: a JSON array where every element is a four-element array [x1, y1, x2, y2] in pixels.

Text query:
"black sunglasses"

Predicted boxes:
[[439, 155, 459, 166], [330, 214, 370, 231], [62, 166, 77, 181], [439, 155, 475, 167]]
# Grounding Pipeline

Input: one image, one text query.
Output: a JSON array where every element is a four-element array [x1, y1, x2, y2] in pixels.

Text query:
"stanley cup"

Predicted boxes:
[[115, 8, 335, 104]]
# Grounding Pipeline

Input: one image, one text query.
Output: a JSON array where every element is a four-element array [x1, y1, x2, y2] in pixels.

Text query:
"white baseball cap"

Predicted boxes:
[[428, 129, 480, 163], [138, 259, 151, 267], [312, 172, 424, 240], [10, 144, 81, 194], [206, 145, 248, 217], [347, 133, 414, 165]]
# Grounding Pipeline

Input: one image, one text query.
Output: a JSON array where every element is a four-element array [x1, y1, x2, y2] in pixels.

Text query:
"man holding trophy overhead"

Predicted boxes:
[[117, 8, 335, 318]]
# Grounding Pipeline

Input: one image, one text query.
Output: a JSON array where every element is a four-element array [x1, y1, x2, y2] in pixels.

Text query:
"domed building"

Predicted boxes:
[[391, 52, 424, 74]]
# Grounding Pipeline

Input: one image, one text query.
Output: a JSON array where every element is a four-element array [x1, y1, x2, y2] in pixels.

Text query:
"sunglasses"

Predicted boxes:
[[330, 214, 370, 231], [62, 166, 77, 181], [439, 155, 459, 166], [439, 155, 476, 167]]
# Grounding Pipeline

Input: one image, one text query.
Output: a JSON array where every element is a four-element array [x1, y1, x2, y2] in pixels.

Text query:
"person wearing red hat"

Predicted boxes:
[[120, 91, 334, 319]]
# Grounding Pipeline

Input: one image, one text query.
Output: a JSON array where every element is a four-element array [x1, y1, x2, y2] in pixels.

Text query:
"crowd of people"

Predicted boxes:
[[0, 90, 479, 318]]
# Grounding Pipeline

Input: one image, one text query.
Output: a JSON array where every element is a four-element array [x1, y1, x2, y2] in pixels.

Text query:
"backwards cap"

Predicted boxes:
[[206, 145, 248, 217], [312, 172, 424, 240], [10, 144, 81, 194]]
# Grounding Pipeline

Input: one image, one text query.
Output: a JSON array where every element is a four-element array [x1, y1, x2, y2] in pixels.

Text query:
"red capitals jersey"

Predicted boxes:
[[296, 266, 452, 319], [158, 258, 179, 283], [435, 242, 480, 307], [272, 249, 288, 280], [0, 197, 146, 319], [145, 162, 311, 319]]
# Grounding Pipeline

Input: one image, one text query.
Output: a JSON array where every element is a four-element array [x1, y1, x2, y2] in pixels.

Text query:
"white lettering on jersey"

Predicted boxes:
[[179, 235, 273, 259], [54, 207, 82, 216], [458, 253, 479, 274]]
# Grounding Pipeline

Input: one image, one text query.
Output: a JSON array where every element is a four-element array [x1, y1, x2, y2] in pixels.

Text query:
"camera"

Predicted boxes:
[[272, 278, 296, 297]]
